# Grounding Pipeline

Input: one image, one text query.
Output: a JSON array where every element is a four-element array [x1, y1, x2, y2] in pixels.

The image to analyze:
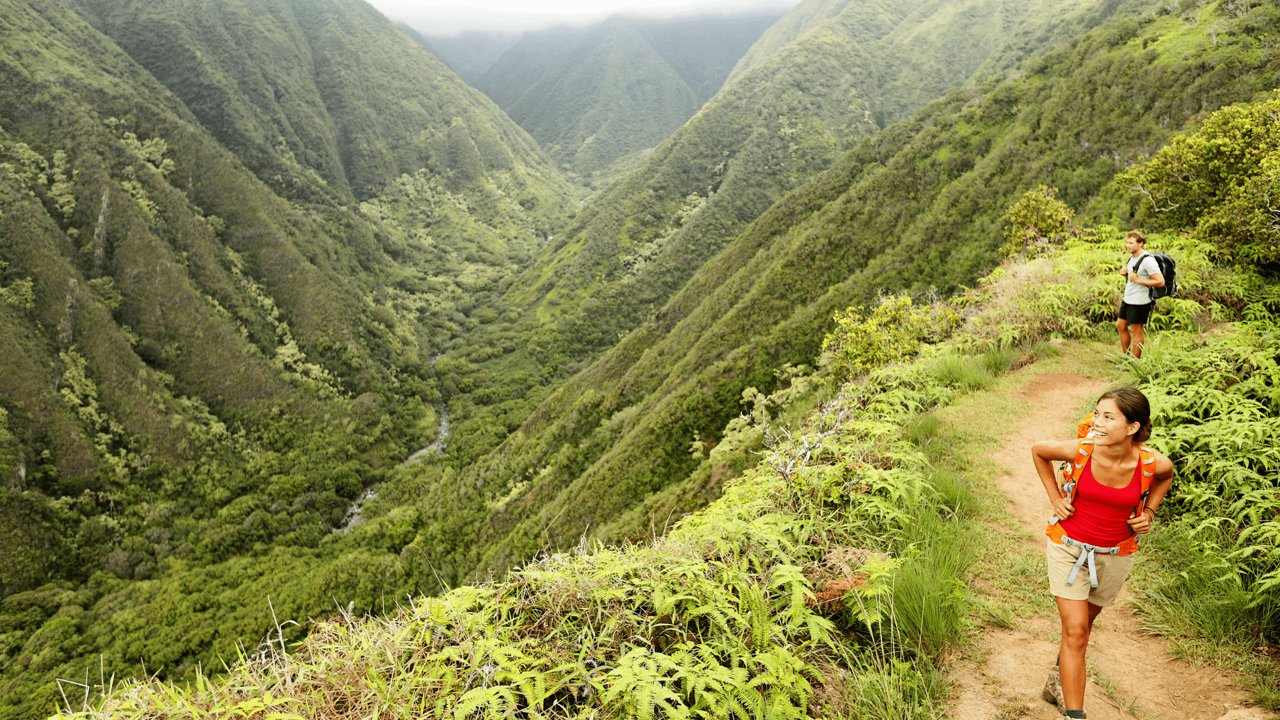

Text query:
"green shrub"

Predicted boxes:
[[821, 296, 959, 384], [1002, 184, 1075, 258]]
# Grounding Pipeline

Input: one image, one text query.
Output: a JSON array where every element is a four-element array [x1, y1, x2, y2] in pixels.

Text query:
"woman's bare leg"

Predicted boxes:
[[1055, 597, 1103, 711]]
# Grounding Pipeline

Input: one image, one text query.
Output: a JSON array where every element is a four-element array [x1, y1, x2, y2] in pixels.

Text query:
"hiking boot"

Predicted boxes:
[[1042, 665, 1066, 712]]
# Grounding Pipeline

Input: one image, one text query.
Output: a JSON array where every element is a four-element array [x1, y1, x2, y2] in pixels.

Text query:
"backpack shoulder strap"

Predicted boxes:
[[1073, 439, 1095, 483], [1132, 253, 1158, 301], [1136, 445, 1157, 512], [1076, 412, 1095, 439], [1059, 439, 1095, 499]]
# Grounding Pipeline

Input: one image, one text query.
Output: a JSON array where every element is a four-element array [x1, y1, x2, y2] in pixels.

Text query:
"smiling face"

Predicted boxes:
[[1092, 398, 1139, 445]]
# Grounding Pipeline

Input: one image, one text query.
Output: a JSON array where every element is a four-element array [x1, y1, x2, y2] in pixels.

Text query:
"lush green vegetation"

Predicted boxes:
[[48, 93, 1280, 710], [0, 0, 575, 716], [49, 266, 1011, 720], [376, 0, 1184, 600], [513, 0, 1109, 359], [4, 0, 1280, 716], [66, 0, 570, 203]]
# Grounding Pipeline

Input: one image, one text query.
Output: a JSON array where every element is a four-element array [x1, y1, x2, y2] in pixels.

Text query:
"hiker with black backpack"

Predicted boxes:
[[1115, 230, 1166, 359], [1032, 387, 1175, 719]]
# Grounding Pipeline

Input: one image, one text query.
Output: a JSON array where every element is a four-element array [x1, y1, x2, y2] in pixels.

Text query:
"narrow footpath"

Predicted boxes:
[[946, 370, 1275, 720]]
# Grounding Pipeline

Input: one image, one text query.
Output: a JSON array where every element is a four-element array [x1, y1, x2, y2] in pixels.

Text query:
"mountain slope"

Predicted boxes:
[[487, 19, 699, 177], [436, 0, 1084, 473], [67, 0, 568, 202], [404, 0, 1280, 581], [514, 0, 1148, 364], [0, 0, 577, 715], [460, 13, 781, 176]]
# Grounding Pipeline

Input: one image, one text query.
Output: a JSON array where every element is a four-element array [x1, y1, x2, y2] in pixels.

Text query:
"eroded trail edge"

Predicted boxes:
[[946, 371, 1271, 720]]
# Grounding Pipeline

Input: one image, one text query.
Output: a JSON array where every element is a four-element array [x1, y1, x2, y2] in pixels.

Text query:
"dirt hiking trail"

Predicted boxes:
[[946, 371, 1276, 720]]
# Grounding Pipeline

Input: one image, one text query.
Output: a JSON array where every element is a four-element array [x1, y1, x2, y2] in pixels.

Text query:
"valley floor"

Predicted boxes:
[[941, 346, 1275, 720]]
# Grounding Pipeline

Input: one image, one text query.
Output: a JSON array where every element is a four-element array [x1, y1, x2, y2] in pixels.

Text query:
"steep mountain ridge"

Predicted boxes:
[[457, 12, 781, 176], [488, 20, 699, 177], [431, 0, 1068, 466], [67, 0, 568, 202], [513, 0, 1148, 362], [0, 0, 577, 714]]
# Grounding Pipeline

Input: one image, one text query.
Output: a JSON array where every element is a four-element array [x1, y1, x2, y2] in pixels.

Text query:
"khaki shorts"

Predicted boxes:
[[1046, 540, 1134, 607]]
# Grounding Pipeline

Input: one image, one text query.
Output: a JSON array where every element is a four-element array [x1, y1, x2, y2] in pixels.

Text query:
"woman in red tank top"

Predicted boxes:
[[1031, 387, 1175, 720]]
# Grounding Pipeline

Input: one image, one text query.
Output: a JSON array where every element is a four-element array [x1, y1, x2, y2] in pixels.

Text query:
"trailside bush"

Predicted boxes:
[[820, 296, 959, 385], [1117, 93, 1280, 273], [1002, 184, 1075, 258], [1130, 324, 1280, 644]]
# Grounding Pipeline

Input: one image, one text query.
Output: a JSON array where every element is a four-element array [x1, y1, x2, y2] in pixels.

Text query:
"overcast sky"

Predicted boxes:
[[367, 0, 801, 36]]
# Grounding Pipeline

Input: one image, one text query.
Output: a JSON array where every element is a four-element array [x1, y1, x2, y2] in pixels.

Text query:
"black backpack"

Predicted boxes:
[[1137, 252, 1177, 301]]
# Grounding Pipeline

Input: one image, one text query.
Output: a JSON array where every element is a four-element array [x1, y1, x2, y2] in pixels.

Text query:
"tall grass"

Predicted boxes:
[[890, 510, 972, 659], [845, 653, 946, 720], [927, 346, 1020, 391]]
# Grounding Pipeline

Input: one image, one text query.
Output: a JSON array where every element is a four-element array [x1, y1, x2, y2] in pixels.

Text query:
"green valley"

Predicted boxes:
[[1, 0, 1278, 717], [0, 0, 573, 715], [436, 12, 783, 179]]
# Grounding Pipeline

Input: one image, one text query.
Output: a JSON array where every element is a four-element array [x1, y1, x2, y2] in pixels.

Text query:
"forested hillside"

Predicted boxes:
[[429, 13, 781, 178], [424, 0, 1152, 465], [0, 0, 576, 716], [393, 0, 1280, 585], [513, 0, 1150, 359], [67, 0, 571, 202]]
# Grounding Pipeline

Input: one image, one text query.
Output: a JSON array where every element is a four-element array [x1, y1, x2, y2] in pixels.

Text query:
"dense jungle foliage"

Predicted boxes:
[[3, 0, 1279, 716], [0, 0, 573, 715], [47, 87, 1280, 715]]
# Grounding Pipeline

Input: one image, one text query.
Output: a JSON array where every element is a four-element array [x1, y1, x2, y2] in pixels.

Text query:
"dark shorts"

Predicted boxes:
[[1117, 302, 1153, 325]]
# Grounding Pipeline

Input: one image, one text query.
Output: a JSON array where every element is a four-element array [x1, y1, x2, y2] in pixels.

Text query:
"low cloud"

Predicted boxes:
[[369, 0, 800, 36]]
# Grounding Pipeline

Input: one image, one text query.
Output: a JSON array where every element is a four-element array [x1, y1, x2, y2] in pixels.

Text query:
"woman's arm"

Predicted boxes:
[[1129, 453, 1174, 534], [1032, 439, 1080, 519]]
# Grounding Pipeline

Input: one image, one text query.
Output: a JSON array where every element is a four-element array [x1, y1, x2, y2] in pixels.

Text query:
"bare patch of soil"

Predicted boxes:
[[947, 372, 1275, 720]]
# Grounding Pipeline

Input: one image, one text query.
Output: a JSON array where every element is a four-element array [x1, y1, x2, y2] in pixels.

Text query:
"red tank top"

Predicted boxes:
[[1058, 455, 1142, 546]]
